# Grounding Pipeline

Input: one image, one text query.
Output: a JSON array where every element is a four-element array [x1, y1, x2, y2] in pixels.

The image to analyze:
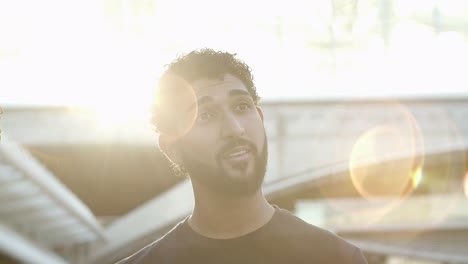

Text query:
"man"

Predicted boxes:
[[118, 49, 368, 263]]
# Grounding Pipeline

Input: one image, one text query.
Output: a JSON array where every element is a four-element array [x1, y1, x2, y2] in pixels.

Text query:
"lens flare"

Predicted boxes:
[[464, 171, 468, 198], [151, 74, 198, 140], [411, 166, 423, 188], [303, 100, 467, 231], [349, 120, 424, 199], [418, 105, 467, 226], [303, 101, 427, 229]]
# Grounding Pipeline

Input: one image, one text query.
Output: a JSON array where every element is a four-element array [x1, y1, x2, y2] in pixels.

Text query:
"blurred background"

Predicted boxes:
[[0, 0, 467, 263]]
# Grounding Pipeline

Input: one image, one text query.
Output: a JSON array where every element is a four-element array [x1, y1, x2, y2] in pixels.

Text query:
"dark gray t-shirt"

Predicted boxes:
[[117, 206, 368, 264]]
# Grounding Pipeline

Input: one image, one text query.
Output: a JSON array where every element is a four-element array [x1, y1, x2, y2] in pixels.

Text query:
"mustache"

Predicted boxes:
[[217, 138, 257, 159]]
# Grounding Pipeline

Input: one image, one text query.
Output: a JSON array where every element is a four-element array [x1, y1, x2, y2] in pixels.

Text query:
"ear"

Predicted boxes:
[[158, 135, 183, 165], [256, 106, 264, 123]]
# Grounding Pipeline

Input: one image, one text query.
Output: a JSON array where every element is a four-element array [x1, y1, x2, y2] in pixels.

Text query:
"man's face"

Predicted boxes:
[[169, 74, 268, 196]]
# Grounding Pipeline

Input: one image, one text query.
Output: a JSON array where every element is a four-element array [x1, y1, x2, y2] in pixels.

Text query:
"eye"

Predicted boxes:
[[235, 102, 251, 112], [197, 111, 214, 122]]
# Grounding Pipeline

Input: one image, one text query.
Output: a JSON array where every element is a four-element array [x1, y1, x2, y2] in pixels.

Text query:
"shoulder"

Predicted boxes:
[[115, 220, 186, 264], [274, 206, 342, 240], [273, 207, 368, 263]]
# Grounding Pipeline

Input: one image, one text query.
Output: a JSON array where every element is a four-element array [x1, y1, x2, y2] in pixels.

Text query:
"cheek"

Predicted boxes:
[[246, 118, 266, 145], [179, 134, 217, 160]]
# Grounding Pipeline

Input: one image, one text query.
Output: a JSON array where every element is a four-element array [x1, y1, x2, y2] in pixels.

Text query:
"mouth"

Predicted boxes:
[[222, 145, 251, 160]]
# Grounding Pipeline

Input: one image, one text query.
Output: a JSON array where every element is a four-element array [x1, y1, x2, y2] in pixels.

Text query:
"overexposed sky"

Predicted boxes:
[[1, 0, 467, 113]]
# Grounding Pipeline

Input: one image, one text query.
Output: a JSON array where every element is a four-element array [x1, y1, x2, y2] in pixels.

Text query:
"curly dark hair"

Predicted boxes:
[[152, 48, 260, 135]]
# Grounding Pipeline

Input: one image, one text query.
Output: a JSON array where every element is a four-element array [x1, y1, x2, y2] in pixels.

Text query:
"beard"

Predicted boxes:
[[179, 134, 268, 197]]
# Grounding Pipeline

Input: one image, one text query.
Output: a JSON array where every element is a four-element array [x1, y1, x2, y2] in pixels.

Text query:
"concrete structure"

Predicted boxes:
[[1, 97, 467, 263], [0, 140, 105, 264], [296, 195, 468, 263]]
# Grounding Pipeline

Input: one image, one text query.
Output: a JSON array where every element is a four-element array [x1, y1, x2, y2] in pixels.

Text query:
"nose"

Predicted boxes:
[[221, 111, 245, 139]]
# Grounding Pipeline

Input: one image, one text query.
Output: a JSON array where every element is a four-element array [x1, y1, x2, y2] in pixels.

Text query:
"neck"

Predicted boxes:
[[188, 181, 274, 239]]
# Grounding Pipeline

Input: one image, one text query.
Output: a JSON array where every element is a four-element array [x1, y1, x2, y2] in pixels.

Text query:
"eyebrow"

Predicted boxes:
[[188, 89, 251, 112]]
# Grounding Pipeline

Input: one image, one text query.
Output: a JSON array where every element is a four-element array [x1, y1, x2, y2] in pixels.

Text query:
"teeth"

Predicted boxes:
[[227, 149, 248, 157]]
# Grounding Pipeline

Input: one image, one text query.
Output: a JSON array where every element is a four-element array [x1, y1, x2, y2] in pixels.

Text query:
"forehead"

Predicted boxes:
[[191, 74, 248, 99]]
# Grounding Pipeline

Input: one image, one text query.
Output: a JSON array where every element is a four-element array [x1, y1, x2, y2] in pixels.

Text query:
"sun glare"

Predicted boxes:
[[94, 104, 147, 128], [88, 94, 152, 129]]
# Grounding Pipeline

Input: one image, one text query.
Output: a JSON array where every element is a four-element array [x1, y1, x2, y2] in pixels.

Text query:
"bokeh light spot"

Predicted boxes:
[[464, 171, 468, 198], [348, 105, 424, 200], [411, 166, 423, 189]]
